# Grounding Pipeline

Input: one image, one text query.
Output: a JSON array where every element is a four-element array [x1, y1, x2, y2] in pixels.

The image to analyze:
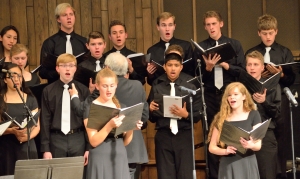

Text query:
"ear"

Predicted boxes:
[[274, 29, 278, 36], [56, 66, 60, 73], [108, 34, 112, 41], [163, 64, 166, 71], [0, 35, 2, 42], [174, 23, 176, 30], [125, 32, 128, 39], [156, 24, 160, 31], [103, 41, 107, 48], [220, 21, 224, 28], [57, 17, 61, 24], [85, 43, 90, 50], [257, 31, 261, 37]]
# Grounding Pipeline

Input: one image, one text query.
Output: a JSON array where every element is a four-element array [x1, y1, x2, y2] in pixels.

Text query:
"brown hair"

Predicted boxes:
[[156, 12, 175, 25], [95, 68, 120, 108], [87, 31, 105, 44], [203, 11, 223, 25], [109, 20, 127, 34], [257, 14, 277, 31], [246, 50, 264, 65], [10, 44, 29, 58], [56, 53, 77, 65], [165, 44, 184, 58], [207, 82, 256, 147]]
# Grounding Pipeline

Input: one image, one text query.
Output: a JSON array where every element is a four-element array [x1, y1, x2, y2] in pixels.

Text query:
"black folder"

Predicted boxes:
[[238, 70, 281, 94], [220, 119, 271, 154], [191, 39, 237, 63], [127, 53, 151, 76], [73, 66, 98, 87], [87, 102, 144, 137], [187, 76, 201, 89], [41, 52, 88, 69]]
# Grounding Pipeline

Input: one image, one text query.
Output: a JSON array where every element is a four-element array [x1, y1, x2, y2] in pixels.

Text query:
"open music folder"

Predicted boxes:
[[87, 102, 144, 137], [191, 39, 237, 63], [220, 119, 271, 154], [238, 70, 281, 94]]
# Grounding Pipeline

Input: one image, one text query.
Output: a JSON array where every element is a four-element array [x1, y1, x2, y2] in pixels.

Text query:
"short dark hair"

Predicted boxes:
[[87, 31, 105, 44], [109, 20, 127, 34], [164, 53, 182, 64]]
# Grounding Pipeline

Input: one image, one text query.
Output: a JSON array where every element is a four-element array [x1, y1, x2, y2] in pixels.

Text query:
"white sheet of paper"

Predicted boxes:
[[163, 96, 182, 119]]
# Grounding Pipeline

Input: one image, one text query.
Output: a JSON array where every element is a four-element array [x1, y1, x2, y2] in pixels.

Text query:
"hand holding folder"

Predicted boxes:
[[238, 70, 281, 94], [191, 39, 237, 63], [87, 102, 144, 137], [220, 119, 271, 154]]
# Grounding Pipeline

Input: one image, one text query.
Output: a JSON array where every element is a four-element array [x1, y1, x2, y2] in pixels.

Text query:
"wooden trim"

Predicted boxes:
[[158, 0, 164, 13], [192, 0, 197, 41], [262, 0, 267, 14], [227, 0, 231, 38]]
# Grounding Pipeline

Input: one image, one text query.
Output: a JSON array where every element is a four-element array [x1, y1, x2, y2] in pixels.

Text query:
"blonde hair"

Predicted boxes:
[[257, 14, 277, 31], [157, 12, 175, 25], [56, 53, 77, 65], [203, 11, 223, 25], [207, 82, 256, 147], [246, 50, 264, 65], [10, 44, 29, 57], [55, 3, 75, 27], [165, 44, 184, 58], [96, 68, 120, 108]]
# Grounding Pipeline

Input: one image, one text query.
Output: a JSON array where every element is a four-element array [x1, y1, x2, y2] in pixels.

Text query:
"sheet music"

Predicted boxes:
[[163, 96, 182, 119]]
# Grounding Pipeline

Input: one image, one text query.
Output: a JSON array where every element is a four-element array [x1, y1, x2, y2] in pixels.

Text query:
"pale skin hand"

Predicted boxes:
[[150, 101, 159, 112], [169, 102, 188, 118], [88, 78, 96, 94], [225, 146, 237, 155], [202, 53, 221, 71], [68, 83, 78, 97], [263, 64, 283, 78], [147, 63, 157, 75], [108, 115, 125, 128], [43, 152, 52, 159], [127, 58, 134, 74], [134, 120, 143, 130], [252, 89, 267, 103], [219, 62, 229, 70], [83, 151, 89, 166], [13, 127, 28, 142], [240, 136, 257, 150]]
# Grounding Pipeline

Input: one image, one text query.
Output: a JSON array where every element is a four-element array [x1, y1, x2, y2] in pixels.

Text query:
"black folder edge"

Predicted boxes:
[[191, 39, 237, 63], [14, 109, 41, 129], [41, 51, 88, 69], [74, 66, 98, 87]]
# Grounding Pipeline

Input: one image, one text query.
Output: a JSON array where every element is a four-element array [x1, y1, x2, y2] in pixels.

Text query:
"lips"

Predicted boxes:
[[166, 33, 170, 36], [65, 73, 70, 76]]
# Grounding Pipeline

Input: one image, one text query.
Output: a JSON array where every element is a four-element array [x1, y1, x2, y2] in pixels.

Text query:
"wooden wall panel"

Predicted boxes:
[[0, 0, 11, 33], [124, 0, 136, 39], [33, 0, 49, 65], [80, 1, 92, 38], [10, 0, 27, 45], [47, 0, 57, 37], [73, 0, 82, 35], [26, 6, 36, 67]]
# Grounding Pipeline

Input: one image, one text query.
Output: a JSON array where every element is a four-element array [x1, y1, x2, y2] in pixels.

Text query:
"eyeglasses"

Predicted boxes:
[[6, 74, 22, 80], [58, 64, 76, 68]]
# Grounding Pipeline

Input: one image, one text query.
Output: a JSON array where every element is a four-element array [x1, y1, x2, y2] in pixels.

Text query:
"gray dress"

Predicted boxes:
[[86, 103, 130, 179], [218, 110, 261, 179]]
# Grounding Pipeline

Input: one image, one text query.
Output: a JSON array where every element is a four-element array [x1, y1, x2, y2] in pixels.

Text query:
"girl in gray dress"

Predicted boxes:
[[207, 82, 262, 179], [84, 68, 140, 179]]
